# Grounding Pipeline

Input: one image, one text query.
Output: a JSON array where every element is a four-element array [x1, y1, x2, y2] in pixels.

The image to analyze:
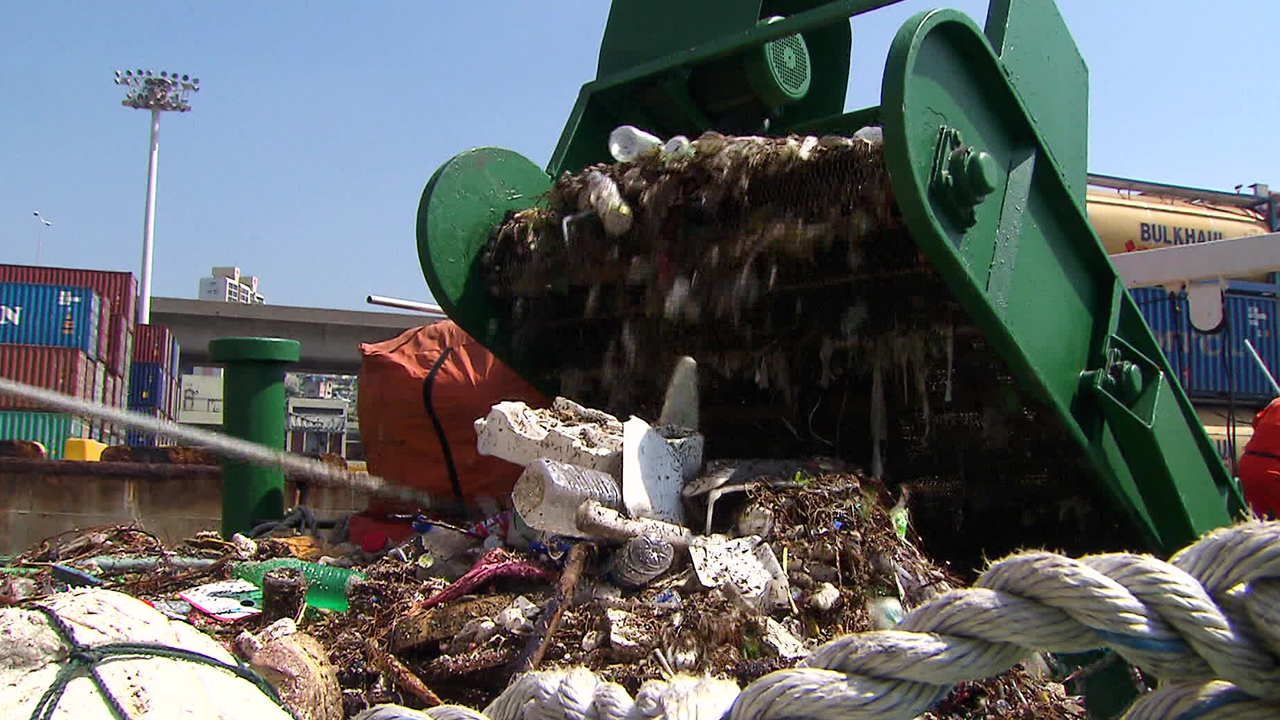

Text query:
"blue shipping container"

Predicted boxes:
[[1131, 287, 1280, 402], [128, 361, 168, 409], [1185, 292, 1280, 402], [0, 282, 100, 359], [1130, 287, 1191, 387], [125, 406, 170, 447]]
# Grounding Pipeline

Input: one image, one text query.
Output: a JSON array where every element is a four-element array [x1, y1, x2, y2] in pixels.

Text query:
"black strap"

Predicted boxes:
[[422, 347, 464, 507], [1245, 449, 1280, 463], [26, 603, 297, 720]]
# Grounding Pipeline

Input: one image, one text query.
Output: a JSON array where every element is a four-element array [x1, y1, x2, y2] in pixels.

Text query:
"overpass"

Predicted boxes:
[[151, 297, 437, 375]]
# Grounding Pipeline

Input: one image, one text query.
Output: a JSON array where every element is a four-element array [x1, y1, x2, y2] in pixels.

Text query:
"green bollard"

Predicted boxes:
[[209, 337, 300, 539]]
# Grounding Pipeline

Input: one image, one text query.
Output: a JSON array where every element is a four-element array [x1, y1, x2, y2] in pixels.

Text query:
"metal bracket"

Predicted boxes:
[[930, 126, 999, 229], [1081, 337, 1156, 413]]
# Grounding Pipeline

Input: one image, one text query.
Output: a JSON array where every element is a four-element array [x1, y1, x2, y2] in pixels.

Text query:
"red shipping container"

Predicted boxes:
[[134, 324, 173, 364], [91, 360, 107, 405], [113, 372, 125, 408], [0, 264, 137, 327], [0, 344, 90, 409], [97, 297, 113, 362], [106, 314, 126, 375]]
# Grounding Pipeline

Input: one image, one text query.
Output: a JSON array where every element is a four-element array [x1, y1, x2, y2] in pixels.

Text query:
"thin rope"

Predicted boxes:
[[24, 603, 299, 720], [0, 376, 433, 506]]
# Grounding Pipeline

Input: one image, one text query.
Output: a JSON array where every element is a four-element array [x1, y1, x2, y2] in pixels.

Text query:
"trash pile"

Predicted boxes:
[[1, 388, 1093, 719], [482, 125, 952, 427], [477, 125, 1142, 576], [1, 128, 1103, 719]]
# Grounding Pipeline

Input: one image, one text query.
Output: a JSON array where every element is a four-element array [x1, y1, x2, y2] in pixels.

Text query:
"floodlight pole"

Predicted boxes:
[[114, 69, 199, 325], [140, 107, 161, 324]]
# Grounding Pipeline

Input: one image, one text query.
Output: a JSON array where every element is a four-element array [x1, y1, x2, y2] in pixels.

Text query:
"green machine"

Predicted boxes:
[[416, 3, 1249, 713]]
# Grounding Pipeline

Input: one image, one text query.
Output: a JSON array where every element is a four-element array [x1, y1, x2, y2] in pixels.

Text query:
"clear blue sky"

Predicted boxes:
[[2, 1, 1274, 313]]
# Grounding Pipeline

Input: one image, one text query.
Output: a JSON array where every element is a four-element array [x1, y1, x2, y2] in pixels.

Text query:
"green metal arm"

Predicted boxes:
[[879, 8, 1246, 553], [416, 0, 1247, 555]]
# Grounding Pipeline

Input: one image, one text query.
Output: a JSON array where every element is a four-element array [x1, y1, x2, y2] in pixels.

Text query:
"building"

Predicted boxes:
[[287, 396, 347, 455], [179, 373, 223, 426], [197, 266, 264, 305]]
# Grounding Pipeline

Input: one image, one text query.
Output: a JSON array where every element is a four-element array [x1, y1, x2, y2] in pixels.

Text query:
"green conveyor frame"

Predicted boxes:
[[417, 0, 1246, 558]]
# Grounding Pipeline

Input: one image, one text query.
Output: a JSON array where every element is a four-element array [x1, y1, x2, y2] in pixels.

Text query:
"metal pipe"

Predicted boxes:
[[366, 294, 447, 316], [0, 375, 434, 506], [87, 556, 218, 572], [139, 107, 161, 325], [1244, 338, 1280, 395]]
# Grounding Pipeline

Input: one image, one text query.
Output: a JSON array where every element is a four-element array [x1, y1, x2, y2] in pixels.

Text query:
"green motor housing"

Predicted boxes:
[[688, 17, 812, 129]]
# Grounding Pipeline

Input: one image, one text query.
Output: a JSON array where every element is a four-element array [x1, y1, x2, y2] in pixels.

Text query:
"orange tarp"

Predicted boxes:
[[357, 321, 548, 513]]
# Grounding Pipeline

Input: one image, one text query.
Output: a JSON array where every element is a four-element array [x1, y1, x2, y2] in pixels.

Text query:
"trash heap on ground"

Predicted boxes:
[[1, 382, 1089, 720]]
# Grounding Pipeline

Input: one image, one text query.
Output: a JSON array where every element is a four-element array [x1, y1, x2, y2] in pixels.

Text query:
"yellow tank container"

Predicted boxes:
[[1087, 188, 1272, 282], [63, 438, 107, 461]]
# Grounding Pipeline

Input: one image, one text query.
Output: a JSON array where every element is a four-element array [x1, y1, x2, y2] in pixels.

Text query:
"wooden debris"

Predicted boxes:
[[513, 542, 592, 673], [365, 637, 442, 708], [262, 567, 309, 624]]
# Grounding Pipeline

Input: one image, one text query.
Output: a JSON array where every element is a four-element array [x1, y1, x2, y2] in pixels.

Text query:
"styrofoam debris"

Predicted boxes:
[[582, 630, 608, 652], [688, 536, 790, 610], [495, 595, 540, 635], [735, 500, 775, 539], [655, 424, 704, 482], [448, 618, 499, 653], [474, 399, 624, 476], [231, 533, 258, 560], [622, 416, 686, 525], [658, 356, 699, 430], [761, 617, 808, 660], [238, 617, 298, 658], [606, 608, 648, 652], [808, 582, 841, 612]]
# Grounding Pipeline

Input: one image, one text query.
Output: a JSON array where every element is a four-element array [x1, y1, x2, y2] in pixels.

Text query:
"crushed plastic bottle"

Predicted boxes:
[[512, 458, 624, 537], [232, 558, 365, 612], [608, 535, 675, 589]]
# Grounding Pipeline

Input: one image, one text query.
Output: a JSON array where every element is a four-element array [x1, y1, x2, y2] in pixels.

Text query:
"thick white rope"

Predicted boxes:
[[353, 521, 1280, 720]]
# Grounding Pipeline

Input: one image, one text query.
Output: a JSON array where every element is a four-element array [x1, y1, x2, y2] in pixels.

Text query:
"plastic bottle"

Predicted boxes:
[[608, 535, 675, 589], [512, 458, 624, 537], [232, 558, 365, 612], [608, 125, 663, 162]]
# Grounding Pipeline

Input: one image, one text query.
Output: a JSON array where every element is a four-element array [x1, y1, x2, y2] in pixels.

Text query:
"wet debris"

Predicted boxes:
[[0, 127, 1100, 720]]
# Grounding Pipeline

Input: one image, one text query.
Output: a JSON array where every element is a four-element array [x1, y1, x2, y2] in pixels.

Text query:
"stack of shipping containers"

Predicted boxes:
[[1131, 281, 1280, 466], [0, 264, 138, 457], [127, 323, 182, 446]]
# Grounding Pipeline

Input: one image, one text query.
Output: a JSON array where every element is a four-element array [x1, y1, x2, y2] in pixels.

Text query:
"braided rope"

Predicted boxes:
[[350, 522, 1280, 720]]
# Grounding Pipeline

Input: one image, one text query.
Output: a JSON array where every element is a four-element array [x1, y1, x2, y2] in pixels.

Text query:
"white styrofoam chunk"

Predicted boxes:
[[474, 400, 622, 476], [621, 416, 685, 526]]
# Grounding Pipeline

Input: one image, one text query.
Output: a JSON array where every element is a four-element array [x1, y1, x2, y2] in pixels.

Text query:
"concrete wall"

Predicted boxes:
[[0, 461, 365, 556]]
